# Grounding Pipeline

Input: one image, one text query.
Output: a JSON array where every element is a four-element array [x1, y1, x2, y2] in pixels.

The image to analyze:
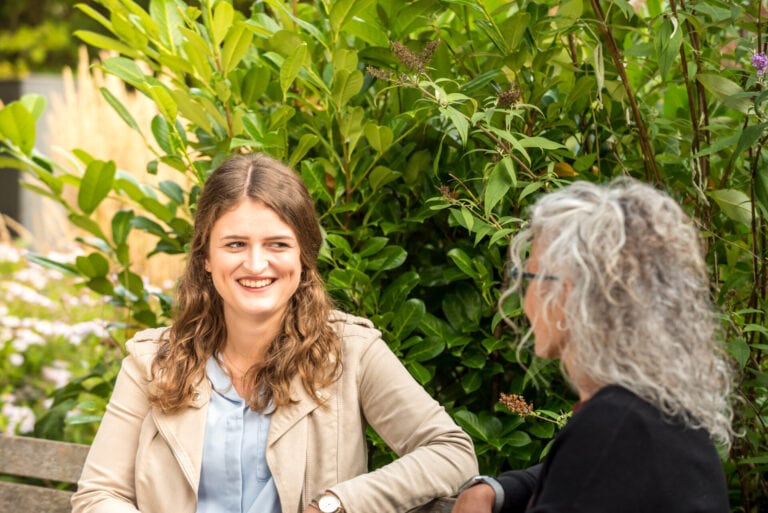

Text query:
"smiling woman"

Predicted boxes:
[[70, 153, 478, 513]]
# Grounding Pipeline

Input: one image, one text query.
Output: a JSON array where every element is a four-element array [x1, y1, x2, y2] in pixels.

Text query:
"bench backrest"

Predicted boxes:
[[0, 435, 457, 513], [0, 436, 90, 513]]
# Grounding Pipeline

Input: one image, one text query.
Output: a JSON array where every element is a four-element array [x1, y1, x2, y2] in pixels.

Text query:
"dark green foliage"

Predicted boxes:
[[0, 0, 766, 510]]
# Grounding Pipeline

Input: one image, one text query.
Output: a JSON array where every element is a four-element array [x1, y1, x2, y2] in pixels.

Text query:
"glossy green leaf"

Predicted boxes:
[[369, 166, 400, 192], [100, 87, 141, 132], [393, 299, 426, 340], [364, 123, 393, 154], [0, 101, 36, 155], [329, 0, 376, 34], [709, 189, 752, 225], [366, 246, 407, 272], [279, 43, 308, 99], [332, 69, 364, 109], [76, 253, 110, 278], [211, 0, 234, 47], [78, 160, 117, 215], [112, 209, 135, 246], [221, 22, 253, 75]]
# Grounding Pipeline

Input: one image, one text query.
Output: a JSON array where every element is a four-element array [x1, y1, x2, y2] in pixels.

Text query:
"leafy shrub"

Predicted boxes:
[[0, 0, 766, 510]]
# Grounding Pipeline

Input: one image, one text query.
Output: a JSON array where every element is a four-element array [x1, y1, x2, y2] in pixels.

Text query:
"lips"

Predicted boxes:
[[238, 278, 274, 288]]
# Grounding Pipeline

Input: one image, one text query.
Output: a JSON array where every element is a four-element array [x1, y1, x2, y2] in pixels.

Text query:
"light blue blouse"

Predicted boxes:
[[196, 357, 280, 513]]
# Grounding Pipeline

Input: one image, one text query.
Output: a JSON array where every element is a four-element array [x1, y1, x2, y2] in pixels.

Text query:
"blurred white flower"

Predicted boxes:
[[1, 402, 36, 435], [42, 360, 72, 388], [4, 283, 55, 308], [8, 353, 24, 366], [0, 244, 21, 263], [12, 328, 46, 351]]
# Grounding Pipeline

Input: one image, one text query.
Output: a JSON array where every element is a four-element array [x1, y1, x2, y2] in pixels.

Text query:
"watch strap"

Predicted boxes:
[[458, 475, 505, 513]]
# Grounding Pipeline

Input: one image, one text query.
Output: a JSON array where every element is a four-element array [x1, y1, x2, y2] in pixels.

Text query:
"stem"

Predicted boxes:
[[588, 0, 661, 185]]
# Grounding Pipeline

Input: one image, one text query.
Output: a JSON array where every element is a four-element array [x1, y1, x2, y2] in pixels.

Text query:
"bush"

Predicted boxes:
[[0, 0, 765, 510]]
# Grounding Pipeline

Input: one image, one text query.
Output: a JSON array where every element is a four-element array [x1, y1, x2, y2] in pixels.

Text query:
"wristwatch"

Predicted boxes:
[[312, 492, 344, 513], [458, 475, 504, 513]]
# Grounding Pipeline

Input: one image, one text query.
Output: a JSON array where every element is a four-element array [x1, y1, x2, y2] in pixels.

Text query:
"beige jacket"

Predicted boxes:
[[71, 311, 477, 513]]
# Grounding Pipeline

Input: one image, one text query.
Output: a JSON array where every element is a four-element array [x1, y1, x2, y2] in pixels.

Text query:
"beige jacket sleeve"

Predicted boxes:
[[70, 329, 164, 513], [328, 321, 478, 512]]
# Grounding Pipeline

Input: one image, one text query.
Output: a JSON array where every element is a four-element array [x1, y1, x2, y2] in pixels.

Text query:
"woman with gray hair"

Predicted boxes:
[[453, 178, 733, 513]]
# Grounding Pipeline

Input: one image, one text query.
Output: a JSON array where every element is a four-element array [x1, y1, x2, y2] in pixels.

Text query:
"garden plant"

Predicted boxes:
[[0, 0, 766, 510]]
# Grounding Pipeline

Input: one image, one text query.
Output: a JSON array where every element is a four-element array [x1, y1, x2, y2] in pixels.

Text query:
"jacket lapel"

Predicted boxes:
[[151, 379, 211, 493], [268, 375, 328, 513]]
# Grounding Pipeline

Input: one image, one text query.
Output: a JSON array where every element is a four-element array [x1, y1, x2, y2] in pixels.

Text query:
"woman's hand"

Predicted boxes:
[[451, 483, 497, 513]]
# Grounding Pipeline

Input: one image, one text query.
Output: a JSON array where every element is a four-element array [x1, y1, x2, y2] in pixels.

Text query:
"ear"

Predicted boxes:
[[204, 258, 211, 273]]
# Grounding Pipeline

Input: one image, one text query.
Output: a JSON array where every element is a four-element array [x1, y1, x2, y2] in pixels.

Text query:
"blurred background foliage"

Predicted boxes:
[[0, 0, 766, 511]]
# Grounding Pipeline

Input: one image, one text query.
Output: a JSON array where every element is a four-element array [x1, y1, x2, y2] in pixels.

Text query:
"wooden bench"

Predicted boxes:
[[0, 436, 90, 513], [0, 435, 455, 513]]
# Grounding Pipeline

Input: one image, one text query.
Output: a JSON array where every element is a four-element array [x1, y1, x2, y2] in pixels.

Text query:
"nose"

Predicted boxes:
[[243, 246, 269, 273]]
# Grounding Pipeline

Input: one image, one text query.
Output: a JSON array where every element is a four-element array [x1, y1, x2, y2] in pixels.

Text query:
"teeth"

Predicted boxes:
[[239, 278, 273, 288]]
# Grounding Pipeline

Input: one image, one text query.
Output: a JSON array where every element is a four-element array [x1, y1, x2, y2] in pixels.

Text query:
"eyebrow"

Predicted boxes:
[[218, 234, 297, 242]]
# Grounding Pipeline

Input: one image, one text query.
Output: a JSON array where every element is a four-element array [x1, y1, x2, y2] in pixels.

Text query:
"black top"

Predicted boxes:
[[498, 385, 729, 513]]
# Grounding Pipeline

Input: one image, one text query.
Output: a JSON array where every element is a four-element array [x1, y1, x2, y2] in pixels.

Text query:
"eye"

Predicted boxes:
[[225, 241, 245, 249]]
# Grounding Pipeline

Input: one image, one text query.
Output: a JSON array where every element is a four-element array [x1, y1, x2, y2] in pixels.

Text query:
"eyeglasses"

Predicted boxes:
[[508, 267, 558, 282]]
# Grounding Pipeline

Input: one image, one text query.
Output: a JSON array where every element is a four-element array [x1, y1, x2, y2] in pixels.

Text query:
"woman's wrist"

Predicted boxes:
[[458, 475, 504, 513]]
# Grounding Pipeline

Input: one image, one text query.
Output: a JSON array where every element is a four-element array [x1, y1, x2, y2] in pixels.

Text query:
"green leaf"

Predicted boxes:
[[709, 189, 752, 225], [0, 101, 36, 155], [697, 73, 751, 113], [74, 30, 139, 57], [364, 123, 393, 154], [78, 160, 117, 215], [442, 106, 469, 146], [102, 57, 146, 89], [727, 338, 750, 369], [406, 335, 444, 362], [288, 134, 319, 169], [159, 180, 185, 205], [221, 22, 253, 75], [447, 248, 479, 279], [19, 93, 46, 120], [485, 161, 514, 214], [76, 253, 110, 278], [24, 254, 78, 276], [366, 246, 407, 272], [393, 299, 426, 339], [330, 0, 376, 34], [280, 43, 308, 99], [332, 69, 364, 109], [654, 16, 682, 80], [369, 166, 400, 192], [211, 0, 235, 46], [150, 0, 184, 51], [100, 87, 141, 132], [69, 214, 108, 240], [406, 361, 432, 385], [148, 85, 178, 123], [112, 209, 135, 245]]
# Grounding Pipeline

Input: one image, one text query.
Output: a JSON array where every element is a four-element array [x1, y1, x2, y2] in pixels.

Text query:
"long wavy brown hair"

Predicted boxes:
[[149, 154, 340, 413]]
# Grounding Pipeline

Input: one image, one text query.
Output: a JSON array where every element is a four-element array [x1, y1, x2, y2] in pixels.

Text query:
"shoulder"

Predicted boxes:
[[328, 310, 381, 343], [125, 327, 169, 355], [577, 386, 670, 430]]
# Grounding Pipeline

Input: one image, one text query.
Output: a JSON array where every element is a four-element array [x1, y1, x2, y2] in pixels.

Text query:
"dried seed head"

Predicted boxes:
[[499, 392, 534, 416], [497, 87, 521, 108]]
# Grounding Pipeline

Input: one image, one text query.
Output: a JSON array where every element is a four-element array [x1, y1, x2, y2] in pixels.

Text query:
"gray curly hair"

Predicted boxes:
[[503, 177, 733, 447]]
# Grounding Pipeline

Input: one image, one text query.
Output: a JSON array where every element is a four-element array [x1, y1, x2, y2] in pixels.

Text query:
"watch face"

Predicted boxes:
[[318, 494, 341, 513]]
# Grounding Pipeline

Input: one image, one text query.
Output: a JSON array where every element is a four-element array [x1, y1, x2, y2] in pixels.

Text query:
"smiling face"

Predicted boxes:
[[524, 239, 568, 359], [205, 199, 302, 334]]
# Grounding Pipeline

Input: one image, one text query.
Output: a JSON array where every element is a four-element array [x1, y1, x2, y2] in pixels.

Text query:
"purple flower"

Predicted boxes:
[[751, 52, 768, 76]]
